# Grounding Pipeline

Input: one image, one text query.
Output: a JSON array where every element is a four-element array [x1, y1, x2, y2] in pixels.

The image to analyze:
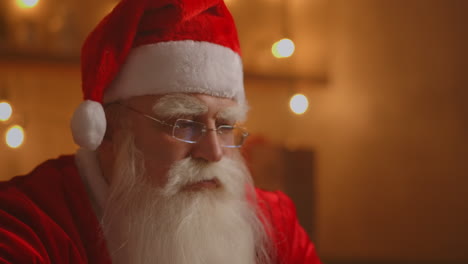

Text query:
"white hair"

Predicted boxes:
[[152, 93, 249, 122], [101, 131, 274, 264], [152, 93, 207, 119]]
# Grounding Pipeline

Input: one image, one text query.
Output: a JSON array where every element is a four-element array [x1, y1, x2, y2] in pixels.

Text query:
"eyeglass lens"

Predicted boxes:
[[173, 120, 203, 143], [172, 119, 246, 147]]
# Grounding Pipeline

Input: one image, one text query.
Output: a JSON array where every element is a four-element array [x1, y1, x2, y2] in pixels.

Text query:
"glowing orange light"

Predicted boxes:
[[0, 102, 13, 121], [15, 0, 40, 9], [272, 38, 295, 58], [6, 125, 25, 148], [289, 94, 309, 115]]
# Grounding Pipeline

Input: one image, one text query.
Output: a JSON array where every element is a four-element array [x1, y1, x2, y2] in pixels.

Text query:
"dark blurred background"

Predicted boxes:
[[1, 0, 467, 263]]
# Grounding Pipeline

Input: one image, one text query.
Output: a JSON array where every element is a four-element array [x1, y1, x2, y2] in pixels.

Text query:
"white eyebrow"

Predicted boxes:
[[152, 94, 208, 119], [216, 103, 249, 123]]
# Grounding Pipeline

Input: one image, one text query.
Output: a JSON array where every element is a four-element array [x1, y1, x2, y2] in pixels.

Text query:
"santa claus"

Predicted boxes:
[[0, 0, 322, 263]]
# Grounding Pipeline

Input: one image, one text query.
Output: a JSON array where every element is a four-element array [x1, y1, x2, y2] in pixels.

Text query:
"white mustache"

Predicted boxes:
[[161, 157, 246, 197]]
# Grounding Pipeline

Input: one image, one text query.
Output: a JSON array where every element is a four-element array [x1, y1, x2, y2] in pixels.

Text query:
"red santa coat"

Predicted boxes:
[[0, 156, 321, 263]]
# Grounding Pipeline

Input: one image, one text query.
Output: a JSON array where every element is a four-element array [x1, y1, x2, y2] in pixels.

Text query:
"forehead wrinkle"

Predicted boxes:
[[216, 104, 248, 123], [152, 94, 208, 118]]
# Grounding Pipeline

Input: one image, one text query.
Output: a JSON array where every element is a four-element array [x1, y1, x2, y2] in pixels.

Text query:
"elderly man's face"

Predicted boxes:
[[99, 94, 273, 264], [105, 93, 246, 188]]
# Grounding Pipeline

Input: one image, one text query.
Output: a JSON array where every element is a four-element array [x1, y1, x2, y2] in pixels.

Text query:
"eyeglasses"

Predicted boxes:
[[118, 103, 249, 148]]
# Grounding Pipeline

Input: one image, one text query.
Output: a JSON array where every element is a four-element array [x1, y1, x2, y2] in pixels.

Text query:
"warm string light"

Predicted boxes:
[[272, 38, 295, 58], [289, 94, 309, 115], [0, 102, 13, 121], [15, 0, 40, 9], [5, 125, 25, 148], [0, 100, 25, 148]]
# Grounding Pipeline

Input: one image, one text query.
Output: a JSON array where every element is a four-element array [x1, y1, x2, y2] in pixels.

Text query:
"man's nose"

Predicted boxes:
[[190, 129, 223, 162]]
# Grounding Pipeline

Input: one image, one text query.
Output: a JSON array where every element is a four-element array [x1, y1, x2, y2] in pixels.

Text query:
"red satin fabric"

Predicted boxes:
[[0, 156, 321, 263]]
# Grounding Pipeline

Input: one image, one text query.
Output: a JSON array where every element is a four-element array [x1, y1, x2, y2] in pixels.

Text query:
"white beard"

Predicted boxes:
[[101, 134, 273, 264]]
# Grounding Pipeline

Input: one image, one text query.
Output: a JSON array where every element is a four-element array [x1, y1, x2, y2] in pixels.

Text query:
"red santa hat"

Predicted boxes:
[[71, 0, 244, 150]]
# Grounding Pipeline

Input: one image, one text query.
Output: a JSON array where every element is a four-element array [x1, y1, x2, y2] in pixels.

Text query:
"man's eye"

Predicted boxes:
[[216, 120, 236, 127], [217, 126, 236, 136], [220, 126, 234, 131], [177, 122, 194, 129]]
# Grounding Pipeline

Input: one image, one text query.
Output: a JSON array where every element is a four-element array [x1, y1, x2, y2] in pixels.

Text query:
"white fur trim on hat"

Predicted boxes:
[[71, 100, 106, 150], [103, 40, 245, 104]]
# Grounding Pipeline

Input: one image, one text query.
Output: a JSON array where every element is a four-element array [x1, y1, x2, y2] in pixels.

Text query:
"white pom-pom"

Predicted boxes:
[[70, 100, 106, 150]]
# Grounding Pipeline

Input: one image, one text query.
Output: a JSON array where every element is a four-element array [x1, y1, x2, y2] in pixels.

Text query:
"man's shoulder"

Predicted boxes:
[[0, 155, 109, 263], [254, 188, 298, 216], [254, 188, 322, 263], [0, 155, 79, 198], [254, 188, 299, 236], [0, 155, 81, 220], [1, 155, 77, 190]]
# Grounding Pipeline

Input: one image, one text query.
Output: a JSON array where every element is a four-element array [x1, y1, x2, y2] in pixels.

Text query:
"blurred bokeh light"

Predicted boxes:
[[5, 125, 25, 148], [15, 0, 40, 9], [0, 102, 13, 122], [289, 94, 308, 115], [272, 38, 295, 58]]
